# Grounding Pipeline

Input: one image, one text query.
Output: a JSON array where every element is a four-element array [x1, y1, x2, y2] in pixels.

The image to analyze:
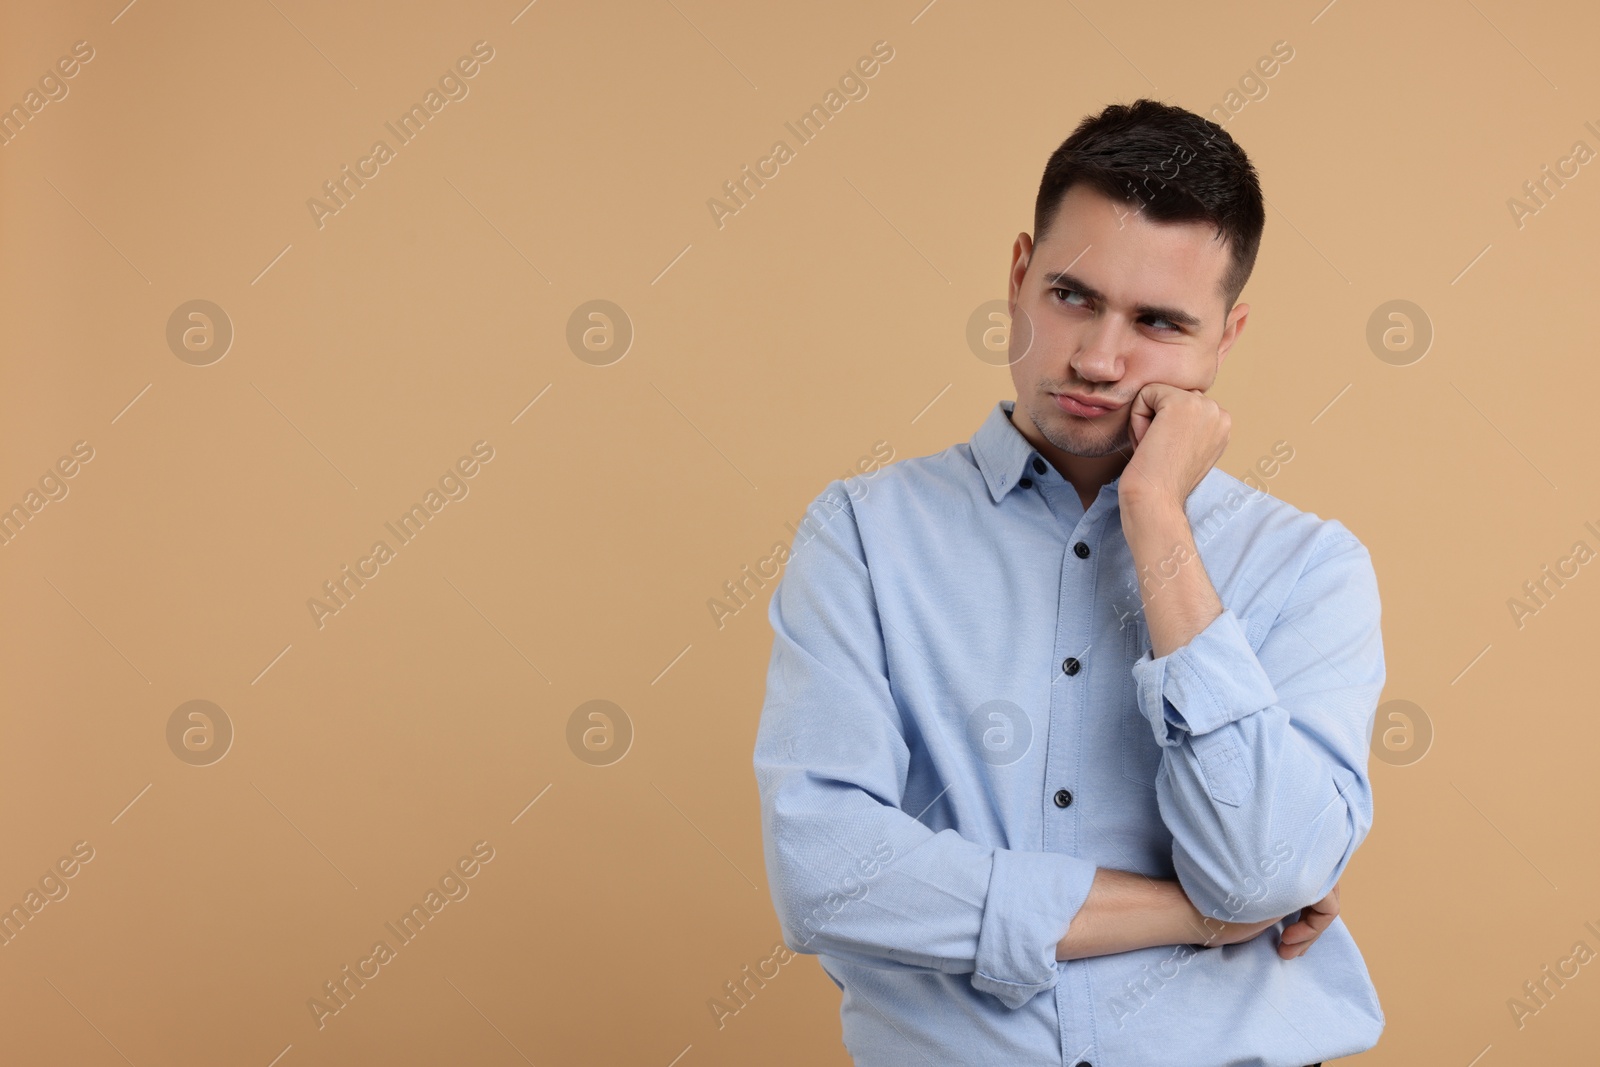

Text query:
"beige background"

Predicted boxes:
[[1, 0, 1595, 1063]]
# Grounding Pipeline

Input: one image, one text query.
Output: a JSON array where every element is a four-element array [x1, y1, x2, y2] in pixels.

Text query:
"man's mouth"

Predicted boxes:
[[1052, 391, 1123, 418]]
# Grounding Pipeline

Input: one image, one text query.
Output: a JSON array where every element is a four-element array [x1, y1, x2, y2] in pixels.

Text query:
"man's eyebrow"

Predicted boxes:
[[1038, 270, 1203, 329]]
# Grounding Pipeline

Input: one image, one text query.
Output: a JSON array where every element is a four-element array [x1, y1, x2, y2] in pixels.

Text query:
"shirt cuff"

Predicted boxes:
[[971, 849, 1098, 1010], [1130, 607, 1279, 744]]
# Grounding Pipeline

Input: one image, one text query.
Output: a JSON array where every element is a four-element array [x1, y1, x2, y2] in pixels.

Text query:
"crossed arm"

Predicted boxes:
[[1055, 867, 1340, 963]]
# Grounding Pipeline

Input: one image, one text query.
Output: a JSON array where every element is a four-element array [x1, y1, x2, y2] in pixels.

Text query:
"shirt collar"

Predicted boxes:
[[971, 399, 1036, 503], [973, 398, 1133, 505], [972, 398, 1246, 538]]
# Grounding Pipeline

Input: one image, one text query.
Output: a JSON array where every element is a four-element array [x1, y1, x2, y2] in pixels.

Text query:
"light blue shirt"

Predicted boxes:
[[753, 399, 1386, 1066]]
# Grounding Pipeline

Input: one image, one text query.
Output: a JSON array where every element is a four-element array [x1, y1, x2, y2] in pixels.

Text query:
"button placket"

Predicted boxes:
[[1044, 508, 1110, 843], [1043, 528, 1092, 847]]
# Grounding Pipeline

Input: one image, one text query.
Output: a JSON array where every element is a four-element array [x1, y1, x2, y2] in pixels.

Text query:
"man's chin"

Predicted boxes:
[[1035, 407, 1128, 457]]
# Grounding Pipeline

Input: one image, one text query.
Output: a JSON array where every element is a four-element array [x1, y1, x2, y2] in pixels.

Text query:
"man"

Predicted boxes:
[[752, 98, 1385, 1066]]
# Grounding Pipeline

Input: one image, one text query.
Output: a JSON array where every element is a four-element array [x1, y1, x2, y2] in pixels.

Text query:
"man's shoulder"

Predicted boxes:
[[1187, 469, 1381, 653], [802, 441, 981, 519], [1191, 466, 1373, 573]]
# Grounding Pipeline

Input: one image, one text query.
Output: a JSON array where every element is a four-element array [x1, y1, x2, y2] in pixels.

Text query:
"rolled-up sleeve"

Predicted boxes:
[[1129, 528, 1385, 925], [1135, 608, 1280, 743], [754, 481, 1098, 1010], [973, 849, 1099, 1007]]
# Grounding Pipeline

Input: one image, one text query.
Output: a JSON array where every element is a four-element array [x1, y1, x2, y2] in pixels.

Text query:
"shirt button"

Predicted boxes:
[[1053, 788, 1073, 808], [1032, 457, 1047, 474], [1019, 477, 1033, 489], [1073, 1062, 1092, 1067], [1061, 657, 1080, 676], [1073, 541, 1090, 559]]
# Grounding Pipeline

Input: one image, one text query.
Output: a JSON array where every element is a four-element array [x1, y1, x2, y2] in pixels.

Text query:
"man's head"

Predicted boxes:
[[1006, 98, 1264, 480]]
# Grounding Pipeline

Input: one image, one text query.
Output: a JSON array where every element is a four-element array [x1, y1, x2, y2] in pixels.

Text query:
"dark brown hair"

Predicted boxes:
[[1034, 98, 1265, 310]]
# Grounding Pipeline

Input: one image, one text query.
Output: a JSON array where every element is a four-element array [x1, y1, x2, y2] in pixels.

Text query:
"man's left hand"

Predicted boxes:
[[1121, 382, 1231, 512], [1278, 882, 1340, 960]]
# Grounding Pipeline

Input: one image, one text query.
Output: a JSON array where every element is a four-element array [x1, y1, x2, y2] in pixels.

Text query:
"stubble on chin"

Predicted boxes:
[[1029, 399, 1130, 459]]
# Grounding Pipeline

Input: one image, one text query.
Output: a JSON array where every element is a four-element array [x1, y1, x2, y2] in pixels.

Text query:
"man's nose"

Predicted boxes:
[[1071, 317, 1126, 381]]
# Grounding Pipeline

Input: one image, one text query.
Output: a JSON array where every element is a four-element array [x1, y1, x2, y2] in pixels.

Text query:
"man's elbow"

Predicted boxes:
[[1174, 847, 1335, 925], [1214, 887, 1311, 925], [764, 847, 870, 959], [1182, 878, 1315, 925], [775, 899, 833, 957]]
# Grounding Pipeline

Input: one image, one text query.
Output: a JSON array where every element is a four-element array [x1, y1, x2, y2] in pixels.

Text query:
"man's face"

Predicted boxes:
[[1006, 182, 1249, 463]]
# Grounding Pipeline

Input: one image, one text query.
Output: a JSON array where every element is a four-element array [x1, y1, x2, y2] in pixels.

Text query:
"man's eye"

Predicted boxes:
[[1052, 288, 1181, 333]]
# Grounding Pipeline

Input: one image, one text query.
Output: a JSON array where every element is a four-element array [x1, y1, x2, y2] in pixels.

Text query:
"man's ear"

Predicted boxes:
[[1215, 302, 1250, 370], [1008, 233, 1033, 317]]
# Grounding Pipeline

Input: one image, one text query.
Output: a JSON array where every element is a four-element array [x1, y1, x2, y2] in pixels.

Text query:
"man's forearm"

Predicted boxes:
[[1122, 493, 1221, 661], [1055, 868, 1201, 961]]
